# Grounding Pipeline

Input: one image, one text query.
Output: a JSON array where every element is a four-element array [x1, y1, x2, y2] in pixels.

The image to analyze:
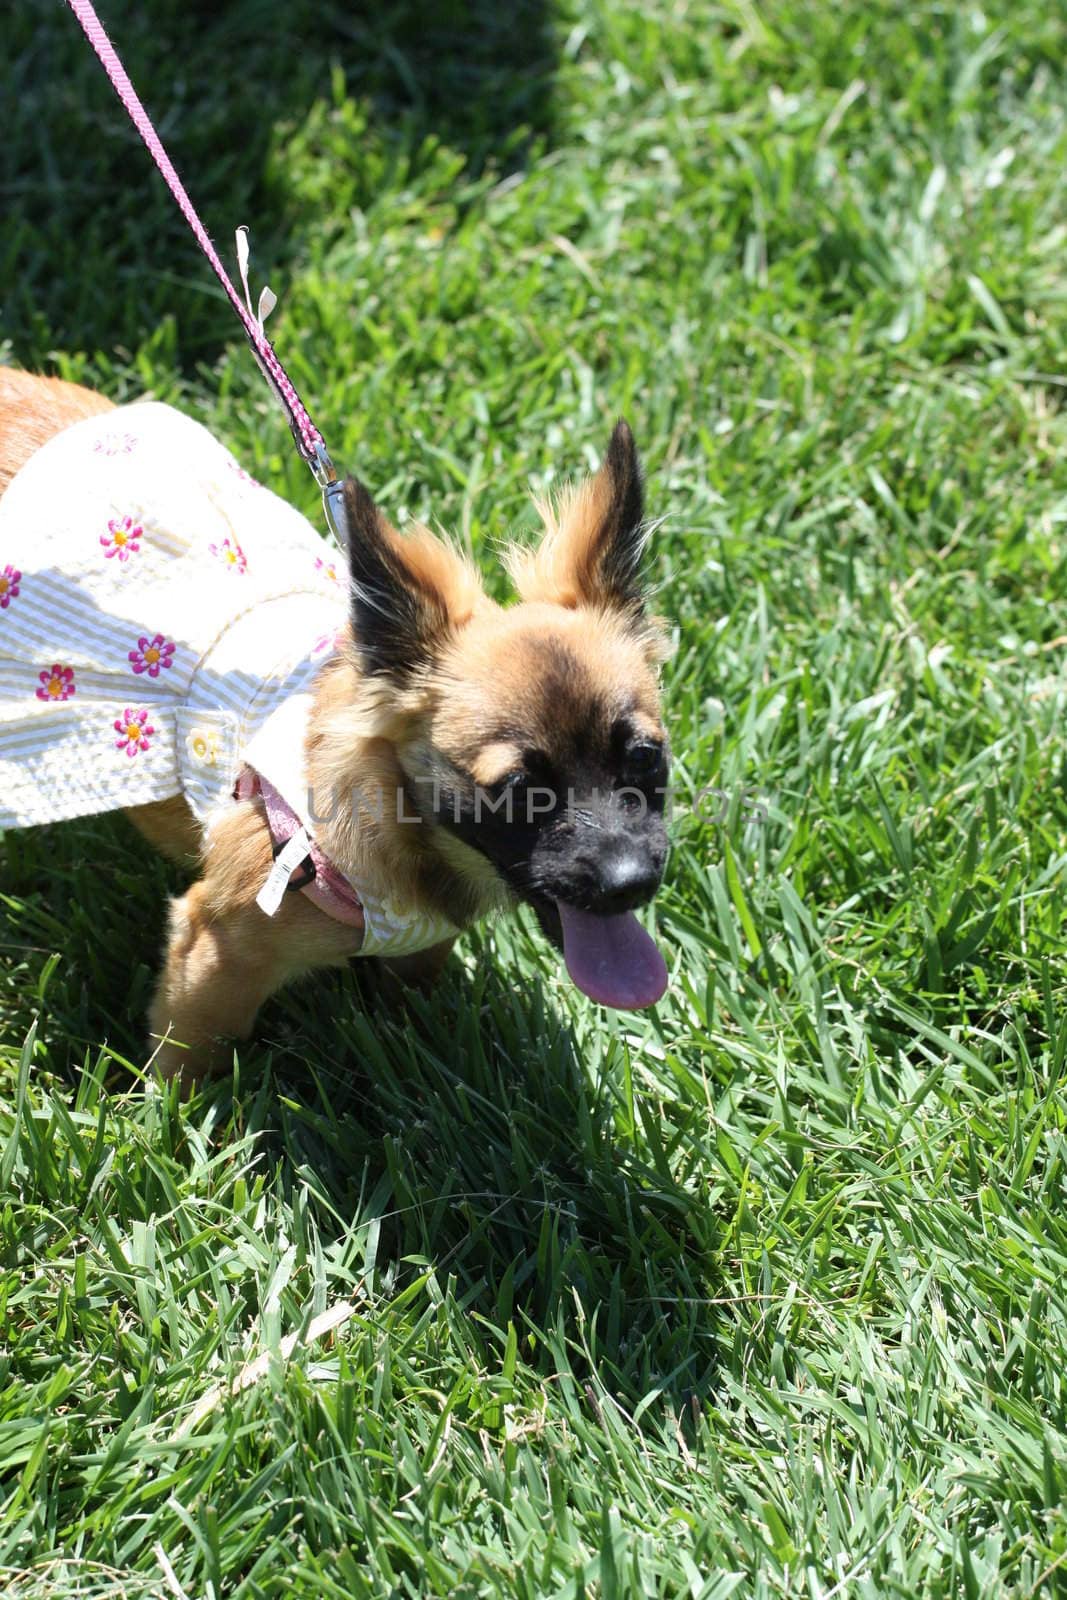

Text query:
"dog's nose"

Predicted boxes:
[[595, 850, 661, 912]]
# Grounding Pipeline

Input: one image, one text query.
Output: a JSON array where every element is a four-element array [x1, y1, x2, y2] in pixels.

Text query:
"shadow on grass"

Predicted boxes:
[[2, 0, 557, 365], [253, 958, 721, 1409], [1, 807, 716, 1408], [0, 813, 179, 1071]]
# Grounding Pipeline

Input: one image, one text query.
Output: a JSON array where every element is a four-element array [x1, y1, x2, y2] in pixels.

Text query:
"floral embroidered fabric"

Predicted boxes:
[[0, 401, 347, 830], [0, 401, 455, 960]]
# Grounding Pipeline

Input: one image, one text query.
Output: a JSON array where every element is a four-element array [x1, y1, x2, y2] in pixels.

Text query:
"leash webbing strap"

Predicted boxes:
[[63, 0, 332, 485]]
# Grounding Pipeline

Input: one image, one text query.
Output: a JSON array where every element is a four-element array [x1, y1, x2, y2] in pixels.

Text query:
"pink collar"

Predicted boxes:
[[235, 769, 366, 930]]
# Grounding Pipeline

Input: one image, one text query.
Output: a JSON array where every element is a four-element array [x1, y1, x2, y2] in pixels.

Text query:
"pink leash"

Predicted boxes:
[[64, 0, 366, 913], [63, 0, 351, 547]]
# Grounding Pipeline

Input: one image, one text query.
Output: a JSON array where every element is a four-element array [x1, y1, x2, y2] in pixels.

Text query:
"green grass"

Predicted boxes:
[[4, 0, 1067, 1593]]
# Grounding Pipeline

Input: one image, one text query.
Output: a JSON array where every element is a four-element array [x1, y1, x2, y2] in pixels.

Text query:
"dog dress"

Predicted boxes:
[[0, 400, 454, 957]]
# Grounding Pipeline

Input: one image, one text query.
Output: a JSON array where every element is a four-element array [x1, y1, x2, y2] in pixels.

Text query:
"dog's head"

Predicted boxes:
[[338, 422, 671, 1007]]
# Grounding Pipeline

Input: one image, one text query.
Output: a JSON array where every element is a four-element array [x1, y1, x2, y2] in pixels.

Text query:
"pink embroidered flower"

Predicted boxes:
[[310, 629, 343, 660], [226, 458, 260, 488], [315, 555, 340, 585], [101, 515, 143, 562], [114, 707, 154, 758], [210, 536, 247, 574], [93, 431, 136, 456], [36, 664, 75, 702], [0, 565, 21, 609], [128, 633, 176, 678]]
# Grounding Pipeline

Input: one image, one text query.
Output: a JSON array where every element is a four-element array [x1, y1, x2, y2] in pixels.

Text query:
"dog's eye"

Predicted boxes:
[[628, 740, 663, 775], [484, 769, 528, 800]]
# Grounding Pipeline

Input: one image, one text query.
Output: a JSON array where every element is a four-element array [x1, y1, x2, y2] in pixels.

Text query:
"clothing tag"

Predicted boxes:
[[256, 827, 313, 917]]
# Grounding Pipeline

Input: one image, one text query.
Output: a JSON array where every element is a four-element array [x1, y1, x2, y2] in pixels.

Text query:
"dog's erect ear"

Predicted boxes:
[[341, 478, 486, 679], [508, 420, 648, 616]]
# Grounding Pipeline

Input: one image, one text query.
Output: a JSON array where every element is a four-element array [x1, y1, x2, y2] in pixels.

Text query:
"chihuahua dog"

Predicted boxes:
[[0, 368, 671, 1084]]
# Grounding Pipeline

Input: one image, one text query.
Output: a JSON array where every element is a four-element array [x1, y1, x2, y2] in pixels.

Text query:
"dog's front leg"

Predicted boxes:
[[147, 802, 365, 1087], [149, 884, 367, 1086], [149, 883, 277, 1083], [376, 938, 457, 997]]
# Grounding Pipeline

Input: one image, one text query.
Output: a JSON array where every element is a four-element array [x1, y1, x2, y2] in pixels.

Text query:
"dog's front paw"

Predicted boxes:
[[148, 1031, 231, 1094], [360, 937, 457, 1005]]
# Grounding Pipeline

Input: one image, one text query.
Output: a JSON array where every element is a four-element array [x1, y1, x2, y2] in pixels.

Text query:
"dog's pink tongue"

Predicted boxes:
[[556, 903, 668, 1009]]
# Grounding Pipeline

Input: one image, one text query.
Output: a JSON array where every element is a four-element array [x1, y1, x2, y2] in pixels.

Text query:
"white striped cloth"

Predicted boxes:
[[0, 400, 455, 959]]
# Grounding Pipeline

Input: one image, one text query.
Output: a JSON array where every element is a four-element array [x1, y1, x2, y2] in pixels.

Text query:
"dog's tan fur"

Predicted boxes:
[[0, 369, 113, 488], [0, 370, 667, 1086]]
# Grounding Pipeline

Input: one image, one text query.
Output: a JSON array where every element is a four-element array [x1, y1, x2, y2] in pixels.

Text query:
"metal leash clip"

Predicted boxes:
[[315, 442, 351, 551]]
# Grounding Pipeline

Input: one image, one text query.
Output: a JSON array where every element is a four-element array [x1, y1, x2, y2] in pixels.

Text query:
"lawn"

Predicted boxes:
[[3, 0, 1067, 1594]]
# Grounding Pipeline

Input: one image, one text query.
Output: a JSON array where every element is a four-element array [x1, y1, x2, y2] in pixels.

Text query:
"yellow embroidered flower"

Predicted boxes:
[[209, 536, 247, 573], [36, 663, 76, 702], [100, 515, 143, 562], [114, 707, 154, 758], [186, 727, 220, 767]]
